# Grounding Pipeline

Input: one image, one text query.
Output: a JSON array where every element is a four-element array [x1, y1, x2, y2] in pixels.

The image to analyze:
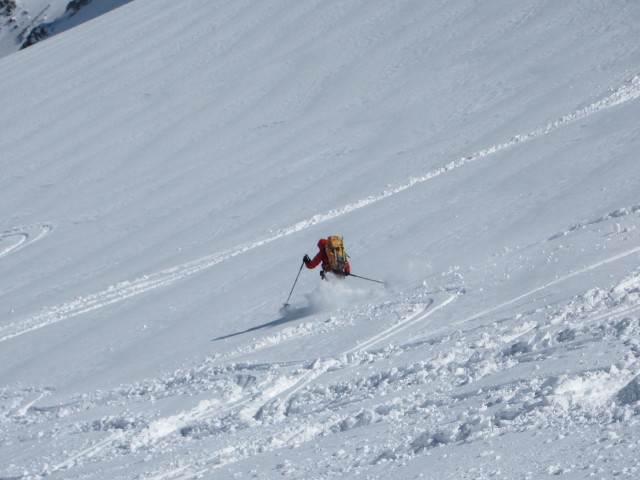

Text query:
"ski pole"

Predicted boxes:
[[283, 260, 305, 307], [348, 273, 385, 285]]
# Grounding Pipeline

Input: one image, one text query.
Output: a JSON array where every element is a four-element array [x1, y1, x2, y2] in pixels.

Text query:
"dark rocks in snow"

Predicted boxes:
[[0, 0, 17, 17], [19, 0, 93, 50], [616, 375, 640, 406], [66, 0, 91, 15], [21, 24, 51, 49], [3, 0, 134, 55]]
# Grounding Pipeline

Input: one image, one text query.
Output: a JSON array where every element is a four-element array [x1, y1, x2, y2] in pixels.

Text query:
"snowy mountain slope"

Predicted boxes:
[[1, 0, 640, 478], [0, 0, 133, 57]]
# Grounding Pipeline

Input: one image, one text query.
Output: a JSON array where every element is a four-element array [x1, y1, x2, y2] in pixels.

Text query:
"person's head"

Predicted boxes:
[[317, 238, 327, 249]]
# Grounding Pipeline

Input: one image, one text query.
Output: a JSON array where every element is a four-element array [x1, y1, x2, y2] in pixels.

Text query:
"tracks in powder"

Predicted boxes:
[[2, 75, 639, 343], [9, 239, 640, 479], [138, 257, 640, 480], [2, 77, 640, 476], [0, 223, 52, 260]]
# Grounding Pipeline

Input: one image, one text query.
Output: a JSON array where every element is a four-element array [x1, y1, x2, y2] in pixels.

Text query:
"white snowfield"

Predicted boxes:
[[1, 1, 640, 479]]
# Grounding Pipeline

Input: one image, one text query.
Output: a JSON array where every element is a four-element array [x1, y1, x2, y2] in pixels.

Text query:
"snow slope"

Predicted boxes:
[[1, 0, 640, 478]]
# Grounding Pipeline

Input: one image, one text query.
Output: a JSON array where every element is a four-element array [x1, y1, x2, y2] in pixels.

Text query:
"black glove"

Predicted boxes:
[[344, 271, 350, 276], [303, 254, 311, 265]]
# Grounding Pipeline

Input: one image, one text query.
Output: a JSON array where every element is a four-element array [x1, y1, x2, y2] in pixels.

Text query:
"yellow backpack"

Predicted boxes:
[[324, 236, 348, 272]]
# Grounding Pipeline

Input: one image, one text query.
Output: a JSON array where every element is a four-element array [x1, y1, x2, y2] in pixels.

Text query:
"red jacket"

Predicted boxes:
[[305, 238, 351, 273]]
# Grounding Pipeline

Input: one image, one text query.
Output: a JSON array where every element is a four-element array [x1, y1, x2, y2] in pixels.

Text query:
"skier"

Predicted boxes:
[[303, 237, 351, 279], [284, 236, 383, 307]]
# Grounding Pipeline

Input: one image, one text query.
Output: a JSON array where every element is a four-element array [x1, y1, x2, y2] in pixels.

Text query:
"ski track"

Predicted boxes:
[[405, 243, 640, 346], [34, 384, 267, 478], [1, 75, 638, 343], [0, 223, 52, 260], [147, 299, 455, 448], [133, 294, 460, 480], [277, 295, 460, 412], [137, 268, 640, 480], [11, 264, 640, 480], [30, 296, 455, 479], [195, 244, 639, 475]]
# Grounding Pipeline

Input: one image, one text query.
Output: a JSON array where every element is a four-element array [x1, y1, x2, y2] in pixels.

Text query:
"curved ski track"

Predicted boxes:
[[0, 223, 52, 260], [1, 75, 639, 343]]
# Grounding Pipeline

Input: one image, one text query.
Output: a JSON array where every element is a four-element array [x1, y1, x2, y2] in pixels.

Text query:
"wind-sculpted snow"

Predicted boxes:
[[1, 76, 638, 344]]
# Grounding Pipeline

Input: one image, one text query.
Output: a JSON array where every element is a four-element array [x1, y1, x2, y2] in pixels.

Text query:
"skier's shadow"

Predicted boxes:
[[212, 306, 315, 341]]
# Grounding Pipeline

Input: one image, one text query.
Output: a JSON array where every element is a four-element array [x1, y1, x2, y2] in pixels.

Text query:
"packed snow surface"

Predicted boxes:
[[1, 0, 640, 479]]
